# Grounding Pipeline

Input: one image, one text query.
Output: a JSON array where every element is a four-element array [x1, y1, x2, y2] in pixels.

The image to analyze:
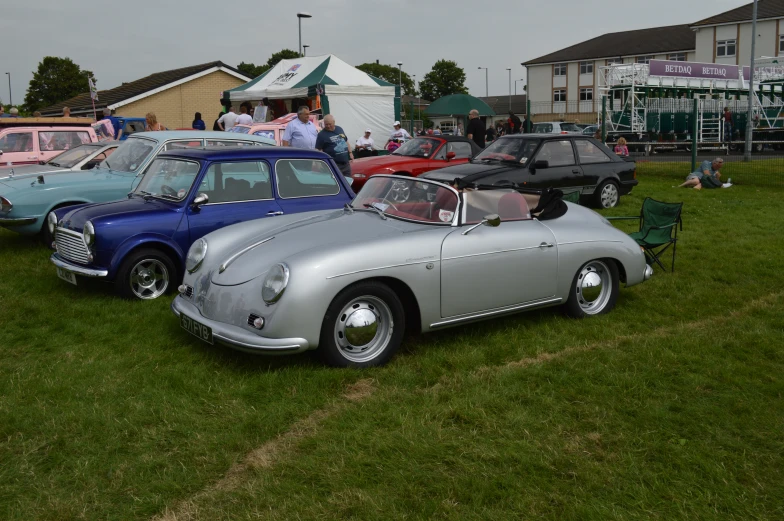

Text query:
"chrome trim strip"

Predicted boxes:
[[50, 254, 108, 277], [442, 245, 542, 261], [0, 217, 37, 226], [430, 297, 562, 328], [557, 240, 623, 246], [219, 236, 275, 273], [326, 259, 436, 279]]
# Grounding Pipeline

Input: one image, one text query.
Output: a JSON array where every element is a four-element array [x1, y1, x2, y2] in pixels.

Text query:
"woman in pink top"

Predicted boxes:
[[145, 112, 166, 131], [614, 137, 629, 156]]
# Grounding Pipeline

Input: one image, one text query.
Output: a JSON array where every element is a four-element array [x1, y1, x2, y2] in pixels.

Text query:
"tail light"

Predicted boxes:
[[633, 168, 637, 179], [560, 131, 568, 134]]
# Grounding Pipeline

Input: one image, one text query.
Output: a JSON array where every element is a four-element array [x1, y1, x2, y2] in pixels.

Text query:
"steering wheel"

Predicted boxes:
[[160, 184, 178, 197], [378, 198, 399, 212]]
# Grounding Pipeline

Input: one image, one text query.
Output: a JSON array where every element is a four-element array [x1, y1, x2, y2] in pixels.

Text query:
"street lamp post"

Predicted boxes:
[[413, 74, 418, 130], [477, 67, 488, 97], [297, 12, 312, 57], [302, 45, 310, 56], [515, 79, 525, 96], [744, 0, 759, 161], [397, 62, 403, 126], [506, 68, 512, 111], [5, 73, 11, 107]]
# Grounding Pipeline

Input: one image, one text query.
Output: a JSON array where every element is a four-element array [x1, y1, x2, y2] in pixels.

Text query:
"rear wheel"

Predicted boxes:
[[593, 179, 620, 209], [318, 281, 405, 368], [115, 248, 177, 300], [564, 259, 619, 318]]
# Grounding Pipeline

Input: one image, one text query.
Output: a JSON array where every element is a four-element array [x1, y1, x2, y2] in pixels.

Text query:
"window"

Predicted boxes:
[[535, 140, 575, 167], [275, 159, 340, 198], [553, 89, 566, 102], [580, 88, 593, 101], [135, 159, 201, 200], [780, 35, 784, 53], [553, 63, 566, 76], [613, 89, 623, 100], [205, 139, 257, 147], [668, 53, 687, 61], [200, 161, 272, 203], [106, 137, 155, 172], [533, 123, 553, 133], [606, 58, 623, 66], [636, 56, 654, 64], [122, 120, 145, 136], [579, 61, 593, 74], [82, 148, 115, 170], [38, 131, 91, 152], [164, 140, 202, 151], [716, 39, 736, 57], [446, 141, 473, 159], [0, 132, 33, 153], [574, 140, 611, 164], [463, 189, 531, 225]]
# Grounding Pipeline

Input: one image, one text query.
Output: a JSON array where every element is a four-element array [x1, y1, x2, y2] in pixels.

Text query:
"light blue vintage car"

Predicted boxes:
[[0, 131, 275, 238]]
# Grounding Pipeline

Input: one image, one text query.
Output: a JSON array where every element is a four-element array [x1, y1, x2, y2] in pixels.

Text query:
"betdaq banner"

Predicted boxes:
[[649, 60, 740, 80]]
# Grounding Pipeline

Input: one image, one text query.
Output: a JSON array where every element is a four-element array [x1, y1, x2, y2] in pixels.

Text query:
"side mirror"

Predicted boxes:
[[446, 151, 456, 161], [0, 150, 3, 156], [533, 160, 549, 169], [483, 214, 501, 227], [191, 192, 209, 210]]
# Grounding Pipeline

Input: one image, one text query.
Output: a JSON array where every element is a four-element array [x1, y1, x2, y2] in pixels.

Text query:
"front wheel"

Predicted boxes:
[[564, 259, 619, 318], [593, 179, 620, 209], [115, 248, 177, 300], [318, 281, 406, 368]]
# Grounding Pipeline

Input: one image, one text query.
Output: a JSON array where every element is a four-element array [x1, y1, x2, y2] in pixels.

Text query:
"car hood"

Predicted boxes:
[[59, 196, 179, 232], [423, 161, 514, 182], [209, 210, 406, 286], [0, 164, 68, 180], [0, 167, 133, 192], [351, 154, 425, 172]]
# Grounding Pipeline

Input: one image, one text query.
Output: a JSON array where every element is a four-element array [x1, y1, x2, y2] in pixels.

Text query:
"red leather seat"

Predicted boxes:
[[498, 192, 530, 221]]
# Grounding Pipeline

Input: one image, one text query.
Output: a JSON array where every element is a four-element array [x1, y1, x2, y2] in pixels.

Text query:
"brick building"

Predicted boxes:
[[40, 62, 250, 128]]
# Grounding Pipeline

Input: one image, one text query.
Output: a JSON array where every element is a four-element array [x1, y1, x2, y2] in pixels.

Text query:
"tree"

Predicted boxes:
[[418, 60, 468, 102], [237, 61, 268, 79], [267, 49, 301, 68], [236, 49, 301, 80], [24, 57, 95, 113], [355, 63, 415, 96]]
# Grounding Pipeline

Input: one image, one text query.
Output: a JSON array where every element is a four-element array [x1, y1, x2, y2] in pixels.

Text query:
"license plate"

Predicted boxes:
[[180, 314, 214, 345], [56, 267, 77, 285]]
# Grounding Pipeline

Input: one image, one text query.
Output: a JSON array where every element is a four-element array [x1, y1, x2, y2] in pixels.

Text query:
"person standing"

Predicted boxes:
[[465, 109, 486, 148], [508, 111, 522, 134], [213, 111, 225, 131], [454, 123, 463, 136], [236, 105, 253, 126], [102, 107, 122, 138], [62, 107, 71, 117], [192, 112, 206, 130], [217, 106, 238, 131], [723, 107, 733, 142], [316, 114, 354, 177], [355, 128, 374, 151], [282, 106, 318, 149]]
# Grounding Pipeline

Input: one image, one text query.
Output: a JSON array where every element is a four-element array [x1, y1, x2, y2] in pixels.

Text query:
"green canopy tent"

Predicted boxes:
[[424, 94, 496, 117]]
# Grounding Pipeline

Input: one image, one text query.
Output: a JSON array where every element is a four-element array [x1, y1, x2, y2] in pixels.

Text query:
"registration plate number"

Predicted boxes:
[[180, 314, 214, 344], [56, 267, 77, 285]]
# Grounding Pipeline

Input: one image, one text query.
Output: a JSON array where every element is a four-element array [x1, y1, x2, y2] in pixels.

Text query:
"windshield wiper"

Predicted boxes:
[[137, 190, 155, 201], [363, 203, 387, 220], [48, 162, 60, 167], [344, 202, 354, 214], [156, 194, 180, 201]]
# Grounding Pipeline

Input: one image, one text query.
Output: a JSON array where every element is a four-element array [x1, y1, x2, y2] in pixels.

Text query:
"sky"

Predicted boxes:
[[0, 0, 749, 106]]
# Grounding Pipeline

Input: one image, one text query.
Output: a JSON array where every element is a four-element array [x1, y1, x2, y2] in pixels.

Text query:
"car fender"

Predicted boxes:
[[108, 234, 186, 279]]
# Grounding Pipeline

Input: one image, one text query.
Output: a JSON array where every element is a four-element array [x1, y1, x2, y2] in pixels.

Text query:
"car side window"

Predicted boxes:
[[205, 140, 255, 147], [447, 142, 473, 159], [39, 131, 91, 152], [200, 161, 272, 203], [123, 121, 145, 135], [275, 159, 340, 198], [536, 140, 576, 167], [575, 140, 611, 164], [0, 132, 34, 152], [164, 140, 203, 151]]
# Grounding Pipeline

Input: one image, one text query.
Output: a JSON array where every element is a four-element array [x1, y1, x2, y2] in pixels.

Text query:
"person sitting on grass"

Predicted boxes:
[[679, 157, 724, 190]]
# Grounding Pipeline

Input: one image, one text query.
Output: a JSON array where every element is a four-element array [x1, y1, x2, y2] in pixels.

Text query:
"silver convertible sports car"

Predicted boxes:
[[172, 175, 652, 367]]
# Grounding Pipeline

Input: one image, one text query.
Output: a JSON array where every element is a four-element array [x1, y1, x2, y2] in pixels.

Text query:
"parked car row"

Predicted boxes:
[[0, 129, 649, 367]]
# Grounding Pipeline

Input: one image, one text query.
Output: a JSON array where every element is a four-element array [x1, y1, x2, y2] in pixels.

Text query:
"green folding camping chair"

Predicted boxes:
[[607, 197, 683, 272], [562, 190, 581, 204]]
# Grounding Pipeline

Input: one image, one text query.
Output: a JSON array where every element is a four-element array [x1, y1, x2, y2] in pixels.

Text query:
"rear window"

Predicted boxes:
[[533, 123, 553, 133], [559, 123, 580, 132]]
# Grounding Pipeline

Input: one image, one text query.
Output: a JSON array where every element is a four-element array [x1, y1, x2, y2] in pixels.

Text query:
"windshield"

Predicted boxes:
[[134, 158, 201, 201], [46, 144, 100, 168], [559, 123, 580, 132], [391, 138, 441, 158], [352, 176, 458, 224], [102, 137, 155, 172], [228, 126, 251, 134], [474, 138, 540, 165]]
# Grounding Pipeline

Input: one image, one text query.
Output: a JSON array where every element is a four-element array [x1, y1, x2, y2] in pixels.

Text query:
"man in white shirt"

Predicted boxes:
[[355, 128, 374, 150], [217, 106, 239, 131], [235, 105, 253, 126], [385, 121, 412, 149]]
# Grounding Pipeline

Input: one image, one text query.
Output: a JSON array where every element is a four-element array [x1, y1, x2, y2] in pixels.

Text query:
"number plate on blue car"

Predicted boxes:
[[180, 314, 213, 344]]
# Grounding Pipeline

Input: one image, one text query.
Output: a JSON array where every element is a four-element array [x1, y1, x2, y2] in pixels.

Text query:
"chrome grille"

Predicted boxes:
[[183, 285, 194, 298], [247, 313, 261, 326], [55, 228, 90, 264]]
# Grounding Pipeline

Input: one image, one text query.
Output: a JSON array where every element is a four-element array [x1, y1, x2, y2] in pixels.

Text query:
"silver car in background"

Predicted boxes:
[[531, 122, 582, 134], [172, 175, 651, 368]]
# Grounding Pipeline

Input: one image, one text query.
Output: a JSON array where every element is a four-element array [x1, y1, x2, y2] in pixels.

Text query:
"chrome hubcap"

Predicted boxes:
[[576, 260, 612, 315], [389, 181, 411, 203], [129, 259, 169, 300], [600, 183, 619, 208], [334, 296, 394, 363]]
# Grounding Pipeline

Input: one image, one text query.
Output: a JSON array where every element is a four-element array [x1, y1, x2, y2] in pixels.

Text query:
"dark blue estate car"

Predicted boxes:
[[49, 146, 355, 299]]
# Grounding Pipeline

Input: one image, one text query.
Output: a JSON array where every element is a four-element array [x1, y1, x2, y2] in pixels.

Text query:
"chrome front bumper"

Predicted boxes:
[[50, 253, 109, 277], [644, 264, 653, 281], [171, 297, 309, 354], [0, 216, 37, 226]]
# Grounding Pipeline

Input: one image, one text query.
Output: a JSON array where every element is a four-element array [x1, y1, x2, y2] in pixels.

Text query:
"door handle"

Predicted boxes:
[[28, 156, 38, 160], [266, 211, 284, 216], [572, 169, 580, 174], [539, 242, 554, 249]]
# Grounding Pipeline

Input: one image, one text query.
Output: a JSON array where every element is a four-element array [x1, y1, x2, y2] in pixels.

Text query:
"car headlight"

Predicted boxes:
[[83, 221, 95, 246], [186, 238, 208, 273], [262, 263, 290, 304], [0, 196, 12, 214], [47, 212, 58, 234]]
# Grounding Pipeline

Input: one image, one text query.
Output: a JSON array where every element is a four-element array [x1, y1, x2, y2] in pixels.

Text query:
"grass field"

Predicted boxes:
[[1, 166, 783, 520]]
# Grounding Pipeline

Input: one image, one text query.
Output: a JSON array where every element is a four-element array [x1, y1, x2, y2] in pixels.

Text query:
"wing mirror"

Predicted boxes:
[[191, 192, 209, 210], [462, 213, 501, 235], [446, 151, 456, 161], [533, 160, 549, 169]]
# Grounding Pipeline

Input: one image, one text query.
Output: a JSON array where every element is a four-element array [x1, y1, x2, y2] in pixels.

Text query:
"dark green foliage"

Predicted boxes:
[[419, 59, 468, 102], [24, 56, 95, 113]]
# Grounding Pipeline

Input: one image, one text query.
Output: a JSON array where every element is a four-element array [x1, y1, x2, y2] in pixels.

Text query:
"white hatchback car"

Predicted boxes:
[[531, 122, 582, 134]]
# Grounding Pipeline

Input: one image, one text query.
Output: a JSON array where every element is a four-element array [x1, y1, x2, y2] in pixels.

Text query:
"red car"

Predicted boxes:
[[350, 136, 481, 190]]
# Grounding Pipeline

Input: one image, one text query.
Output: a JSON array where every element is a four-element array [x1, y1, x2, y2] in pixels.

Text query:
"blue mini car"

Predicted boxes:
[[49, 146, 355, 299]]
